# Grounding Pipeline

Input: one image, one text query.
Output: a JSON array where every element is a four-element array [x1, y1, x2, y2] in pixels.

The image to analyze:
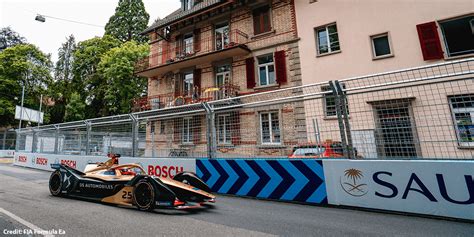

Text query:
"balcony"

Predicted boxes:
[[135, 29, 250, 77], [133, 83, 240, 112]]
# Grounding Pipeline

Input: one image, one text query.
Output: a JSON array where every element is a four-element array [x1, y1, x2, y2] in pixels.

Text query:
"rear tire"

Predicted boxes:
[[133, 179, 155, 211], [49, 170, 63, 196]]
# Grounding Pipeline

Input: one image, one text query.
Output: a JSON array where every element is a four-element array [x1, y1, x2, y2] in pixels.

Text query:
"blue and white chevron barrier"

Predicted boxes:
[[196, 159, 327, 204]]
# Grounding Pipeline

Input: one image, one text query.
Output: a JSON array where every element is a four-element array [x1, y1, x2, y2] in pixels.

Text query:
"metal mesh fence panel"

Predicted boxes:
[[13, 58, 474, 160]]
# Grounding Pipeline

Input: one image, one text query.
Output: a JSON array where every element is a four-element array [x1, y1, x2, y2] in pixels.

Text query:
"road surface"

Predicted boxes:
[[0, 163, 472, 236]]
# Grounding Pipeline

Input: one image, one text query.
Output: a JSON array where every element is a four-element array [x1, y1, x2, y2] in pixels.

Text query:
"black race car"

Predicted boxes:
[[48, 154, 215, 210]]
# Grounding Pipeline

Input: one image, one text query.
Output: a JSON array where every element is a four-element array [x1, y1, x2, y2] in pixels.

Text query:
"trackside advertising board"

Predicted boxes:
[[13, 153, 196, 179], [323, 160, 474, 220]]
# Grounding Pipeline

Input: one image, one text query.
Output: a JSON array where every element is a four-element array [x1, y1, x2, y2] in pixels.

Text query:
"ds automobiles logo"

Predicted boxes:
[[340, 168, 368, 197]]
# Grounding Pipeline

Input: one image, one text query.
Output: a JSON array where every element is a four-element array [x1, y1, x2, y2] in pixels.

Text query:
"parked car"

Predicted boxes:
[[288, 141, 358, 158]]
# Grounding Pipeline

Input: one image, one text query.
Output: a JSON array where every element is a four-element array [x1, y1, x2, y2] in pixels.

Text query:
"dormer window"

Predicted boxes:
[[183, 0, 194, 11]]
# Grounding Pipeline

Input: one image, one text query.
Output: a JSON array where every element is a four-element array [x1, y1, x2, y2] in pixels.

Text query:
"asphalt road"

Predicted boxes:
[[0, 163, 472, 237]]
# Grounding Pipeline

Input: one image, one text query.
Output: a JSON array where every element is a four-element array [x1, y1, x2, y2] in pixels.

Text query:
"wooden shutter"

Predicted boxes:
[[231, 111, 241, 145], [416, 22, 444, 60], [253, 11, 261, 35], [175, 34, 182, 56], [193, 28, 201, 52], [274, 50, 287, 85], [193, 116, 201, 143], [245, 58, 256, 89], [193, 69, 201, 91], [174, 73, 181, 97]]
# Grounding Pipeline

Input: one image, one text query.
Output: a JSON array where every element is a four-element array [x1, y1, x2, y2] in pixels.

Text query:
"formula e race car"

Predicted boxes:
[[48, 154, 215, 211]]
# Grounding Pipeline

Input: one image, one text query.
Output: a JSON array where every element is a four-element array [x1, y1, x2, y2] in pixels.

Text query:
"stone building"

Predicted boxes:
[[135, 0, 306, 158]]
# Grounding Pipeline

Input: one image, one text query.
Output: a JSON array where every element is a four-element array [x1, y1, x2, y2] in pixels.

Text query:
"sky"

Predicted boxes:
[[0, 0, 180, 62]]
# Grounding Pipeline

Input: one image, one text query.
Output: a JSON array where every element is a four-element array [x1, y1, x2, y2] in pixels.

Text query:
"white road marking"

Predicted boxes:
[[0, 207, 54, 237]]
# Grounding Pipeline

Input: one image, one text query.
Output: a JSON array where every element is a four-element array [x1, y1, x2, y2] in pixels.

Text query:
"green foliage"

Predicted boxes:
[[72, 35, 121, 118], [104, 0, 150, 43], [48, 35, 76, 124], [98, 41, 149, 114], [64, 92, 85, 122], [0, 44, 52, 127], [0, 27, 26, 51]]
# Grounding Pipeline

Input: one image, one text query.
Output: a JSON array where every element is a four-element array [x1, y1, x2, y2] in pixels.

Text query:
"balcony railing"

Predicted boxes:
[[135, 29, 249, 73], [133, 83, 240, 111]]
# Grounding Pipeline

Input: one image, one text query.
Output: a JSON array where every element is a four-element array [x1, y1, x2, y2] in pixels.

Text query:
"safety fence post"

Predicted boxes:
[[85, 120, 91, 155], [31, 129, 37, 153], [130, 114, 139, 157], [54, 125, 59, 154], [2, 130, 6, 150], [202, 102, 216, 159], [330, 80, 355, 159]]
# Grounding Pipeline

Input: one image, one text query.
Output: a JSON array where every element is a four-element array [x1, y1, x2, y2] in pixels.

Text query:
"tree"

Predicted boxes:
[[64, 92, 85, 122], [104, 0, 150, 43], [48, 35, 76, 124], [0, 44, 52, 127], [98, 41, 149, 114], [72, 35, 121, 118], [0, 27, 26, 51]]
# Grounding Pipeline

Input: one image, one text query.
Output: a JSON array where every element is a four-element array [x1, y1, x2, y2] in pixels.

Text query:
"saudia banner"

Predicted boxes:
[[323, 160, 474, 220]]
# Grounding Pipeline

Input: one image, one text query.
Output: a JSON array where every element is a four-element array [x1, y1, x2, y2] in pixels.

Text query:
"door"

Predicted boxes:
[[215, 23, 229, 50], [215, 65, 231, 99]]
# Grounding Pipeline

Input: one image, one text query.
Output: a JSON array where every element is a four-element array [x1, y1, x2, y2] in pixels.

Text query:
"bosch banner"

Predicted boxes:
[[323, 160, 474, 220], [119, 157, 195, 179]]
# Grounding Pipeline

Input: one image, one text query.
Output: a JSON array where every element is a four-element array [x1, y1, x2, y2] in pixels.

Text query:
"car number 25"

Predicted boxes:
[[122, 191, 132, 199]]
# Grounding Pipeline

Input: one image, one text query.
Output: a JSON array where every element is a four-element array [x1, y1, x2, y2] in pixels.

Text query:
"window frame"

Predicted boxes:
[[448, 94, 474, 148], [181, 117, 193, 144], [438, 14, 474, 58], [182, 33, 194, 54], [314, 23, 341, 56], [183, 0, 193, 11], [259, 111, 281, 145], [256, 54, 276, 86], [370, 32, 394, 60], [217, 114, 232, 145], [252, 5, 272, 35]]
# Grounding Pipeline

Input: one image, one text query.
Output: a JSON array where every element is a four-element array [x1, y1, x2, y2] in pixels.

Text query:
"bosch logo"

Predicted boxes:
[[61, 160, 77, 168], [36, 157, 48, 166], [148, 165, 184, 178]]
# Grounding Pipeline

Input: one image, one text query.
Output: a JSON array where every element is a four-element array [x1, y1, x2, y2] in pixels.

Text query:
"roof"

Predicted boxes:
[[142, 0, 226, 34]]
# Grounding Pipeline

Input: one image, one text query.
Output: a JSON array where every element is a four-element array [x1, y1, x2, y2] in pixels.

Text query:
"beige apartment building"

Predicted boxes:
[[295, 0, 473, 159], [135, 0, 306, 157]]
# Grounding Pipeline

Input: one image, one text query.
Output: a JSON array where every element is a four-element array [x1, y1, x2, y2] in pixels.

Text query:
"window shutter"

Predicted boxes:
[[162, 41, 169, 63], [193, 68, 202, 92], [245, 58, 256, 89], [174, 73, 181, 97], [253, 12, 260, 34], [274, 50, 287, 85], [175, 34, 182, 56], [416, 22, 444, 60], [193, 28, 201, 52], [193, 116, 201, 143], [231, 112, 241, 145]]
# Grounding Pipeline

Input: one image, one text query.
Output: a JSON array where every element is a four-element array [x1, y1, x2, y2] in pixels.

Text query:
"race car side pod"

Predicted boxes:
[[173, 172, 213, 193], [128, 175, 178, 208]]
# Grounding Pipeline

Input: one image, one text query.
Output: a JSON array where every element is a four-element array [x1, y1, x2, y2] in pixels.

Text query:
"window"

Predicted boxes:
[[217, 114, 231, 144], [183, 0, 193, 11], [183, 72, 193, 97], [253, 6, 272, 35], [182, 117, 192, 143], [371, 33, 393, 58], [150, 122, 155, 134], [183, 33, 194, 54], [315, 23, 340, 55], [160, 121, 165, 134], [257, 54, 275, 86], [321, 85, 349, 117], [260, 112, 280, 144], [439, 15, 474, 57], [215, 23, 230, 50], [449, 94, 474, 147], [215, 65, 231, 99]]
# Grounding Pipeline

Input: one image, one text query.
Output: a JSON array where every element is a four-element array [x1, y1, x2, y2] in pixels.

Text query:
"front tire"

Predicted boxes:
[[133, 179, 155, 211], [49, 170, 63, 196]]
